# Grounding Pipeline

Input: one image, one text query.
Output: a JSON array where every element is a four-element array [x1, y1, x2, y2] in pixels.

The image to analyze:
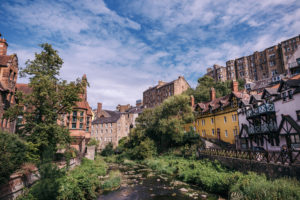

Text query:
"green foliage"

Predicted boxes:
[[87, 138, 98, 147], [0, 131, 28, 185], [4, 43, 86, 160], [186, 75, 245, 103], [101, 170, 121, 191], [20, 157, 109, 200], [143, 156, 300, 199], [101, 142, 114, 156]]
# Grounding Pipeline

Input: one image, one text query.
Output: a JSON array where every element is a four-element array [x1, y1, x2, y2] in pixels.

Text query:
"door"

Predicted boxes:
[[217, 128, 221, 140]]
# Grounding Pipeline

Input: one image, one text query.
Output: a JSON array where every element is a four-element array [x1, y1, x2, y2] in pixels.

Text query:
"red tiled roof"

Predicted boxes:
[[16, 83, 32, 95]]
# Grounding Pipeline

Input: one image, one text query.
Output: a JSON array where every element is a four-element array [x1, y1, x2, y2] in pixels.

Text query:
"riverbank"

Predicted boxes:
[[104, 154, 300, 200], [100, 159, 219, 200]]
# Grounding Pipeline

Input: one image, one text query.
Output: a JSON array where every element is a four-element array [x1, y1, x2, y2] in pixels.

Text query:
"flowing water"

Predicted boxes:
[[98, 163, 221, 200]]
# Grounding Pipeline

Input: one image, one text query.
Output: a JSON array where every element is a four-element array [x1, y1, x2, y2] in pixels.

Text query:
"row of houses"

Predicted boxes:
[[187, 75, 300, 152]]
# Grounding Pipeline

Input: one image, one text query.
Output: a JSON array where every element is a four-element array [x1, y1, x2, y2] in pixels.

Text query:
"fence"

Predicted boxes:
[[198, 148, 300, 165]]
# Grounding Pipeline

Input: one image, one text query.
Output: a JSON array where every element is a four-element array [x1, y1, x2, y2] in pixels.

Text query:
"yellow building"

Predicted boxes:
[[187, 83, 249, 144]]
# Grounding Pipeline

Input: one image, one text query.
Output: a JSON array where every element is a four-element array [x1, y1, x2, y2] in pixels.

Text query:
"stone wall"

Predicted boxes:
[[0, 158, 81, 200], [198, 153, 300, 180]]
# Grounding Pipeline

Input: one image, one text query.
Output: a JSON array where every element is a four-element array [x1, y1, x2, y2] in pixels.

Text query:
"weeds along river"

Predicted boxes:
[[98, 163, 221, 200]]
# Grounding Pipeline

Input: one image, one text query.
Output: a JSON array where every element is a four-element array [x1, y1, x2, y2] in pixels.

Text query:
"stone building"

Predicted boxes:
[[209, 34, 300, 84], [205, 64, 227, 82], [143, 76, 190, 108], [287, 47, 300, 76], [0, 34, 18, 133], [91, 102, 143, 150]]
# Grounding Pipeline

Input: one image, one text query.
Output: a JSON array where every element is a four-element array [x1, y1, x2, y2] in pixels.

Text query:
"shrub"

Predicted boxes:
[[101, 143, 114, 156], [87, 138, 98, 147], [101, 170, 121, 191], [0, 131, 28, 185]]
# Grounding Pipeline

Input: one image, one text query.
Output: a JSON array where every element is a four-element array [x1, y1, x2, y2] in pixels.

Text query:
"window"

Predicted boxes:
[[233, 128, 238, 136], [211, 118, 214, 124], [232, 114, 237, 121], [225, 130, 228, 137], [202, 130, 206, 136], [110, 129, 112, 133], [224, 116, 227, 123], [80, 111, 84, 116], [212, 129, 215, 135], [202, 119, 205, 126], [297, 58, 300, 65], [79, 123, 83, 129], [296, 111, 300, 121], [105, 123, 108, 128], [72, 123, 76, 129]]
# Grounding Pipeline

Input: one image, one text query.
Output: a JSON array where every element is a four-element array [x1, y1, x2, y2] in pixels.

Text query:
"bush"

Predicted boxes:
[[0, 131, 28, 185], [101, 170, 121, 191], [87, 138, 98, 147], [101, 143, 114, 156]]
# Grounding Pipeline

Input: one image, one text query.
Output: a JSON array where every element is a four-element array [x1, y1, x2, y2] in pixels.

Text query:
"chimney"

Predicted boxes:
[[232, 81, 238, 92], [190, 95, 195, 107], [0, 33, 8, 56], [97, 103, 102, 118], [210, 88, 216, 101]]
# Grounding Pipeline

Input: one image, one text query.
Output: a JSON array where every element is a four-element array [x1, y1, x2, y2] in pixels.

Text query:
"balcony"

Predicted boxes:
[[248, 123, 278, 134], [246, 103, 275, 118]]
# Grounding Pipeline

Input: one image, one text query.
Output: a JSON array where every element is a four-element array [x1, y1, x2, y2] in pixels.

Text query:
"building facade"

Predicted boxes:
[[143, 76, 190, 108], [0, 34, 18, 133], [237, 75, 300, 151], [208, 34, 300, 84], [91, 102, 143, 150], [187, 82, 249, 145], [205, 64, 227, 82]]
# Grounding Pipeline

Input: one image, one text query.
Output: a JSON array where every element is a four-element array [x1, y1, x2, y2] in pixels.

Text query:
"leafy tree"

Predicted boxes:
[[125, 95, 195, 156], [4, 43, 86, 161], [186, 75, 245, 103]]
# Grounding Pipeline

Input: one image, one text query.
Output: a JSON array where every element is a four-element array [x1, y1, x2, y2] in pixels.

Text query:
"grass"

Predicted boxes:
[[142, 155, 300, 200]]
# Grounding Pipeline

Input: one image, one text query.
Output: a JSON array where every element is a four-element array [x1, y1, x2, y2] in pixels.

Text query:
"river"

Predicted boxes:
[[98, 163, 221, 200]]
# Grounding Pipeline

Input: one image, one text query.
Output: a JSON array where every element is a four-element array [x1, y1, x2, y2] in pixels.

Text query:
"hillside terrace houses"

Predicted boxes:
[[238, 74, 300, 152], [91, 101, 143, 150]]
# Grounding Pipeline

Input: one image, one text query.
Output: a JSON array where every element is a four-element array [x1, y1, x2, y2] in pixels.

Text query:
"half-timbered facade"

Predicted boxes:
[[238, 76, 300, 152]]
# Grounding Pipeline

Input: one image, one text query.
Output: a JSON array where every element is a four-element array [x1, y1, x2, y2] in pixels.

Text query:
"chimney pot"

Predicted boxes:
[[190, 95, 195, 107]]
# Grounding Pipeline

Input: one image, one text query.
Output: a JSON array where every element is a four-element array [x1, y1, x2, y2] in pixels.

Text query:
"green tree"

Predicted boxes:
[[186, 75, 245, 102], [4, 43, 86, 161], [125, 95, 194, 156]]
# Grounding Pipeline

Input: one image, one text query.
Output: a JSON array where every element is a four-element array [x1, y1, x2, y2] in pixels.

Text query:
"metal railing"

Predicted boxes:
[[248, 123, 278, 134], [246, 103, 275, 118], [198, 148, 300, 165]]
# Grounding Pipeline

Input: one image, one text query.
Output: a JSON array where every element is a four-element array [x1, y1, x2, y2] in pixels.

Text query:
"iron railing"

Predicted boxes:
[[246, 103, 275, 118]]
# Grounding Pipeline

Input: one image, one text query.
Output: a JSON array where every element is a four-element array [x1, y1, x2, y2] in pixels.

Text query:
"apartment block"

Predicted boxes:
[[208, 34, 300, 84], [206, 64, 227, 82], [143, 76, 190, 108]]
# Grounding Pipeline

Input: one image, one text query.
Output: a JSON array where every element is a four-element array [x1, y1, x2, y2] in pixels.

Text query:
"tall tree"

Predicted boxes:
[[4, 43, 86, 160]]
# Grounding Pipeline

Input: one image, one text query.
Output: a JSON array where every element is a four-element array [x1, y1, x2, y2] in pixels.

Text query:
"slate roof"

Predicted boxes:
[[126, 106, 143, 114], [92, 110, 121, 124], [278, 79, 300, 93]]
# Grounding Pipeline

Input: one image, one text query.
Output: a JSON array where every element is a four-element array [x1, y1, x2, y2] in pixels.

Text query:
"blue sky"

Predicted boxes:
[[1, 0, 300, 109]]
